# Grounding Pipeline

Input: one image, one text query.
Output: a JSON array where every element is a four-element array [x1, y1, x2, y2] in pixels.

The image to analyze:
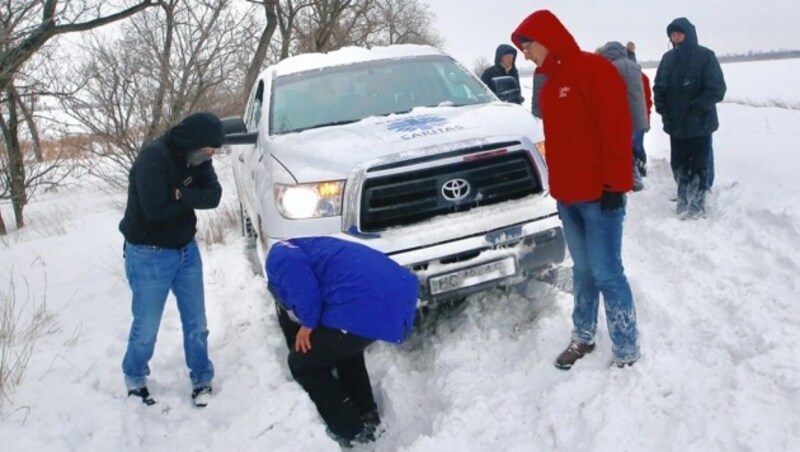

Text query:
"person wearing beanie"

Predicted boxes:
[[654, 17, 726, 218], [480, 44, 524, 104], [119, 112, 224, 407], [626, 41, 637, 62], [511, 10, 640, 369]]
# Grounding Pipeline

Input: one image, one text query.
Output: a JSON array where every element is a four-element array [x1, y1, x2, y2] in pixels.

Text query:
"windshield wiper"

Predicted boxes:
[[282, 118, 362, 134]]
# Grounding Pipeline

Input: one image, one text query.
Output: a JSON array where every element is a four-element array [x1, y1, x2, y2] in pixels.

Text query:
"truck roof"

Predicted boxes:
[[267, 44, 448, 78]]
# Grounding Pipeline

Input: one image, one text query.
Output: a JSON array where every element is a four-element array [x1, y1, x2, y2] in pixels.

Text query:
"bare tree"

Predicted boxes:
[[0, 0, 156, 233], [141, 0, 178, 145], [276, 0, 314, 60], [62, 0, 260, 187], [286, 0, 441, 55], [0, 80, 72, 230], [0, 85, 24, 227], [16, 90, 42, 162], [372, 0, 442, 47], [241, 0, 279, 103], [293, 0, 374, 53], [0, 0, 158, 93], [472, 56, 491, 78]]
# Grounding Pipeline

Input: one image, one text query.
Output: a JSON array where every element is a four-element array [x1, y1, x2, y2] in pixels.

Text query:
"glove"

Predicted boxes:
[[600, 190, 625, 212]]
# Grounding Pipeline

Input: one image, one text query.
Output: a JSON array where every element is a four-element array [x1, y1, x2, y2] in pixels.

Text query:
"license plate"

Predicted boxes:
[[428, 257, 518, 296]]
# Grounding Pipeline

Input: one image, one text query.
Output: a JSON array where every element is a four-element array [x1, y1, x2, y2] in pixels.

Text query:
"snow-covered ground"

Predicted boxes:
[[1, 59, 798, 451]]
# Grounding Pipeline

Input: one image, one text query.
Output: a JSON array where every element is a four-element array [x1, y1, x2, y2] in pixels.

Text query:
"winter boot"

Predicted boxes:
[[191, 385, 212, 408], [128, 387, 156, 406], [326, 422, 379, 448], [613, 360, 636, 368], [636, 154, 647, 177], [554, 341, 595, 370], [361, 410, 381, 430], [361, 410, 385, 440]]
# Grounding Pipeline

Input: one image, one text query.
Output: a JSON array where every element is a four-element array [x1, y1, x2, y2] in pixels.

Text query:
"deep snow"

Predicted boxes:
[[0, 59, 798, 452]]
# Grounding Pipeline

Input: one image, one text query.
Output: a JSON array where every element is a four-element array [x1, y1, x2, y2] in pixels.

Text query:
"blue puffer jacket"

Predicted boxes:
[[266, 237, 419, 344], [654, 17, 726, 139]]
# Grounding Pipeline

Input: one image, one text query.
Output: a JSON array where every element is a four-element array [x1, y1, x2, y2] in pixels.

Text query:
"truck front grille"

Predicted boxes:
[[359, 151, 541, 232]]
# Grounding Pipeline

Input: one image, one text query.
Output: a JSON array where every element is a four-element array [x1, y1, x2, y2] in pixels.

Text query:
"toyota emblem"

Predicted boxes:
[[441, 178, 470, 202]]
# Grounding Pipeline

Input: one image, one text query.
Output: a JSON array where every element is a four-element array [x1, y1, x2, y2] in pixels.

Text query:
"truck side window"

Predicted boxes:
[[249, 81, 264, 130]]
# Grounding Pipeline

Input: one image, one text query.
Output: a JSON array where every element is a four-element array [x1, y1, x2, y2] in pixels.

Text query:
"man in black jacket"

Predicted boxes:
[[481, 44, 524, 104], [654, 18, 726, 218], [119, 112, 224, 407]]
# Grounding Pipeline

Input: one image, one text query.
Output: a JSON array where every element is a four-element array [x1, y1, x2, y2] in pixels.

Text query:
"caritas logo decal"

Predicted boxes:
[[386, 115, 464, 140]]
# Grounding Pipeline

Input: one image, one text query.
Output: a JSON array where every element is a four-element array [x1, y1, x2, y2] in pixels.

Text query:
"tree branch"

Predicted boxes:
[[0, 1, 157, 93]]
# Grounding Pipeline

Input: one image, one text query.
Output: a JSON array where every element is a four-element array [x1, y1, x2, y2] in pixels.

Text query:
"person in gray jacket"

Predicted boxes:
[[599, 41, 649, 191], [531, 67, 547, 119]]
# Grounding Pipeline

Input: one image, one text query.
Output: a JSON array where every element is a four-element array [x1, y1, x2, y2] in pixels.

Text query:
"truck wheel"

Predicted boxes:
[[240, 204, 258, 249]]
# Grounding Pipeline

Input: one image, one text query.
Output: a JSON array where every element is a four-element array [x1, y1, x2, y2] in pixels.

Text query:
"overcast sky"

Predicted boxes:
[[429, 0, 800, 70]]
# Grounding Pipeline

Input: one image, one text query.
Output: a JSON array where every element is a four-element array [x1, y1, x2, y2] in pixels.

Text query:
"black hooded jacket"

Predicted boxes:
[[119, 112, 224, 249], [654, 17, 726, 139], [481, 44, 523, 104]]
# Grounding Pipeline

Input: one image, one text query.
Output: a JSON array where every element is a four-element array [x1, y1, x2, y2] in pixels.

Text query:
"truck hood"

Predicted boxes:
[[268, 102, 543, 182]]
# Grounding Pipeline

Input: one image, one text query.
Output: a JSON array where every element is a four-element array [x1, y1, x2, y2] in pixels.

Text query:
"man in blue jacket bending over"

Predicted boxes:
[[266, 237, 419, 447]]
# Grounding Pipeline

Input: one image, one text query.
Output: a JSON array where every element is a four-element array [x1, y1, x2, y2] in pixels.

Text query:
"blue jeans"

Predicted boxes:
[[557, 201, 639, 363], [122, 240, 214, 390], [632, 129, 646, 189]]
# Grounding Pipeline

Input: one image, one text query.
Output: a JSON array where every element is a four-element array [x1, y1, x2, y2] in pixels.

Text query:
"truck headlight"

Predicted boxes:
[[534, 140, 546, 158], [274, 181, 345, 219]]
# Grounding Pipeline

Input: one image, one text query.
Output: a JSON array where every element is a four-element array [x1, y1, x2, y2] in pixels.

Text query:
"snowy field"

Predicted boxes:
[[1, 58, 798, 451]]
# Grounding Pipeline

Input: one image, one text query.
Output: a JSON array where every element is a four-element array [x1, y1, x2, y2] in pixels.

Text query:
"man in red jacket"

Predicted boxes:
[[512, 10, 640, 369]]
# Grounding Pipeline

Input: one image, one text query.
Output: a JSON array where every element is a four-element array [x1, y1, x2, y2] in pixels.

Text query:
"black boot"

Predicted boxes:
[[128, 387, 156, 406], [191, 385, 213, 408]]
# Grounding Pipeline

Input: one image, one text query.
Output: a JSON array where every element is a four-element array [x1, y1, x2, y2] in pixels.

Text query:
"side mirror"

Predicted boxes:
[[491, 76, 523, 104], [221, 116, 258, 145]]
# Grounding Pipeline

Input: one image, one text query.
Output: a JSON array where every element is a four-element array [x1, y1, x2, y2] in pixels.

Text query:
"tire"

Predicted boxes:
[[240, 203, 258, 249]]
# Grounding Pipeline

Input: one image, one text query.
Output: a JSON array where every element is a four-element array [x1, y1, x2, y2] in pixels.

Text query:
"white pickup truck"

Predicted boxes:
[[223, 44, 564, 302]]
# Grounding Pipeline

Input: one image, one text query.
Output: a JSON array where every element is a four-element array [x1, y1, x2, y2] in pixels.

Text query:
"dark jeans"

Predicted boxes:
[[632, 128, 646, 160], [276, 305, 376, 439], [706, 136, 715, 190], [670, 135, 711, 216]]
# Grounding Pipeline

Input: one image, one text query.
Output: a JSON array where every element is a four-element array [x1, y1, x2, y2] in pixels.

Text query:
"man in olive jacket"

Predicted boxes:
[[654, 17, 726, 218]]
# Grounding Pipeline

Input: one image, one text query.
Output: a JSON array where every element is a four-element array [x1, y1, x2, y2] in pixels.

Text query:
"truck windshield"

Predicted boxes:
[[270, 55, 493, 135]]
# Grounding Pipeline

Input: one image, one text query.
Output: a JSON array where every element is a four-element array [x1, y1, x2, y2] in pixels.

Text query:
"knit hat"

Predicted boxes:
[[169, 112, 224, 154]]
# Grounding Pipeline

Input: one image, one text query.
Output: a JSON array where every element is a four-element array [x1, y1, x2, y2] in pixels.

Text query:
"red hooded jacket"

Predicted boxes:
[[512, 10, 632, 202]]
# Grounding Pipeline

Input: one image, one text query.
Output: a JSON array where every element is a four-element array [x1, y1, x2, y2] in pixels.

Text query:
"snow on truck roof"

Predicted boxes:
[[267, 44, 448, 78]]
